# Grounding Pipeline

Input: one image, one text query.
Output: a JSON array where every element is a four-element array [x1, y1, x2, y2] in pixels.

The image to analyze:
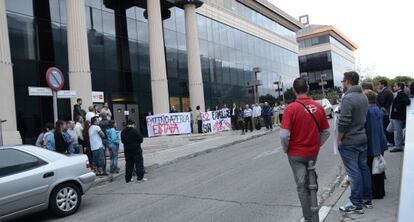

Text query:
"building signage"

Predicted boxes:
[[28, 87, 53, 96], [92, 91, 104, 103], [146, 112, 192, 137], [201, 109, 232, 134], [57, 90, 77, 99]]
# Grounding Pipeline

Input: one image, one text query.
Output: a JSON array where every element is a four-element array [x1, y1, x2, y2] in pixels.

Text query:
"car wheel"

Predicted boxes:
[[49, 183, 82, 217]]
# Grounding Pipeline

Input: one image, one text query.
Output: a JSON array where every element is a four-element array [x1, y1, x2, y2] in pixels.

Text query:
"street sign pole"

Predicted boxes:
[[0, 119, 5, 146], [320, 74, 327, 99], [53, 91, 58, 124], [45, 67, 65, 124]]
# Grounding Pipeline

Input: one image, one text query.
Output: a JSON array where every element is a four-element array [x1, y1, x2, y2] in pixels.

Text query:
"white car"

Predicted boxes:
[[317, 98, 334, 119], [0, 146, 96, 221]]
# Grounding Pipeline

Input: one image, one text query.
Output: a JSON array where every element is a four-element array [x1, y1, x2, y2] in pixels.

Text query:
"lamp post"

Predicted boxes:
[[249, 67, 261, 104], [274, 76, 285, 104], [319, 73, 327, 98]]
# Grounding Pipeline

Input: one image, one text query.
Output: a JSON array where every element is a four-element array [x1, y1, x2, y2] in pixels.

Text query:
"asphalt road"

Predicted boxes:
[[16, 121, 342, 222]]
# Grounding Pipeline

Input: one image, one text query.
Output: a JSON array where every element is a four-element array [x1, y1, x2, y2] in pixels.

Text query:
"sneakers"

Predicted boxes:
[[339, 202, 364, 214], [137, 178, 148, 183], [363, 200, 373, 209]]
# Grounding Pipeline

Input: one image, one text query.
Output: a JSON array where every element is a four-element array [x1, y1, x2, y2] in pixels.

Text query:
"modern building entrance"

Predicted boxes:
[[113, 103, 140, 132]]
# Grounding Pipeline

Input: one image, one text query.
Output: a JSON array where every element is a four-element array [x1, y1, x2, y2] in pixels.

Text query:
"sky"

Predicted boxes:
[[269, 0, 413, 79]]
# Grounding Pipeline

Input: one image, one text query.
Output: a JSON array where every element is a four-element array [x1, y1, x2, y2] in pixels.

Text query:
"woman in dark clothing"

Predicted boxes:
[[54, 120, 67, 154], [121, 120, 146, 183], [365, 90, 388, 199], [82, 121, 93, 166]]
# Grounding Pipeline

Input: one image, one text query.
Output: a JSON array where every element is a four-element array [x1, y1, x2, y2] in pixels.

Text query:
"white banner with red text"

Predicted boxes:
[[146, 112, 192, 137], [201, 109, 232, 134]]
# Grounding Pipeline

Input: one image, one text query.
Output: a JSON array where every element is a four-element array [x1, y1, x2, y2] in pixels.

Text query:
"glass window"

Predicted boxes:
[[164, 29, 178, 48], [0, 149, 47, 178], [175, 8, 185, 34], [86, 7, 103, 33], [85, 0, 102, 9], [137, 21, 148, 43], [49, 0, 61, 23], [127, 18, 138, 40], [102, 11, 115, 35], [6, 0, 33, 16], [126, 7, 136, 19], [7, 15, 36, 60]]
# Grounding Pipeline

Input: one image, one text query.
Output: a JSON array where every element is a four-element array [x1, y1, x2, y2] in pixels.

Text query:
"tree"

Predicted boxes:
[[283, 88, 295, 104], [259, 94, 277, 106], [372, 76, 391, 88], [393, 76, 414, 85]]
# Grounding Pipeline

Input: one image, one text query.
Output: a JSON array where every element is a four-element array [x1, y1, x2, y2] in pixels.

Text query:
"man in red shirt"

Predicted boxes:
[[280, 77, 330, 222]]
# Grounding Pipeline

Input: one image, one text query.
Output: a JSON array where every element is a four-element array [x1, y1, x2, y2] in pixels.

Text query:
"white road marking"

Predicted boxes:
[[253, 147, 281, 160], [299, 206, 332, 222]]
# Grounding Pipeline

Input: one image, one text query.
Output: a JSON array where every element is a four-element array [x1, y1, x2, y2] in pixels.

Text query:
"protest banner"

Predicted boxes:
[[202, 109, 232, 134], [146, 112, 191, 137]]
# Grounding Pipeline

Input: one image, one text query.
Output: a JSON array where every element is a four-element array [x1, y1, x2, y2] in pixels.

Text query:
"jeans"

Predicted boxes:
[[264, 115, 272, 129], [392, 119, 405, 149], [108, 144, 119, 172], [92, 148, 105, 170], [339, 144, 372, 207], [288, 156, 317, 222]]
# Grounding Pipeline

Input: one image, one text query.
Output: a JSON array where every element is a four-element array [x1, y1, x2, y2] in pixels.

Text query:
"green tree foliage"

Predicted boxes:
[[259, 94, 277, 106], [393, 76, 413, 85]]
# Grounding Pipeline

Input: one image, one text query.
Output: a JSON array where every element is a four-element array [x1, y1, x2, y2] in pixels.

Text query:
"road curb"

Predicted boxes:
[[93, 130, 274, 187]]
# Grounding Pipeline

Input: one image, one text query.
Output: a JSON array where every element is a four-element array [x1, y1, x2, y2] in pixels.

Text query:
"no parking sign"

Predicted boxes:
[[45, 67, 64, 91], [45, 67, 65, 123]]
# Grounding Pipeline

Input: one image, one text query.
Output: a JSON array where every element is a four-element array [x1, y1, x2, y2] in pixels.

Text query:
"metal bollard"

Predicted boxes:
[[308, 160, 319, 222], [0, 119, 6, 146]]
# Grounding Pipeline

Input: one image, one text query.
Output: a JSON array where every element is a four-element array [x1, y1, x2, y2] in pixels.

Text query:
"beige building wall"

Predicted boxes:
[[0, 0, 21, 145]]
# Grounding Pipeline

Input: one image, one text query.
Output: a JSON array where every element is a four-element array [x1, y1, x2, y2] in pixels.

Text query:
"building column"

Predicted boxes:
[[66, 0, 93, 112], [180, 1, 205, 111], [0, 0, 21, 145], [147, 0, 170, 114]]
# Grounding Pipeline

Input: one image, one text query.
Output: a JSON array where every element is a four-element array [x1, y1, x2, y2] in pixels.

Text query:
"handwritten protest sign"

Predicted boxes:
[[202, 109, 232, 134], [146, 112, 191, 137]]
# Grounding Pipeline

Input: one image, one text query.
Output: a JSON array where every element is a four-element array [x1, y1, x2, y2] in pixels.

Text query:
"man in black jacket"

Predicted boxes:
[[73, 98, 83, 120], [121, 120, 146, 183], [377, 80, 394, 144], [230, 103, 240, 130], [390, 82, 411, 152]]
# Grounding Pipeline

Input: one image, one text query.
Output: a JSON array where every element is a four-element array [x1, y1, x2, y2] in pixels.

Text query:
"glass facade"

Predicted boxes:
[[331, 51, 354, 86], [204, 0, 296, 41], [299, 49, 354, 90], [5, 0, 299, 143], [298, 35, 329, 49]]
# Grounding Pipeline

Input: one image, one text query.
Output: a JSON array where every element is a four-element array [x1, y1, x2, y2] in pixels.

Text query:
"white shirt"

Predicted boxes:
[[74, 122, 84, 141], [85, 112, 96, 122], [253, 106, 262, 117], [67, 128, 78, 145], [89, 125, 103, 151]]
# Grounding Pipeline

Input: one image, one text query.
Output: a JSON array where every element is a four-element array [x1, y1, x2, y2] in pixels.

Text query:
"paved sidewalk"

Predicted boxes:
[[94, 128, 276, 185], [324, 151, 403, 222]]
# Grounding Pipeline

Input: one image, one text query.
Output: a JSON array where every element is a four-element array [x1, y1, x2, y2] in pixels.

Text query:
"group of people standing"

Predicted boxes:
[[35, 98, 147, 183], [229, 102, 285, 135], [337, 72, 410, 215], [279, 72, 411, 221]]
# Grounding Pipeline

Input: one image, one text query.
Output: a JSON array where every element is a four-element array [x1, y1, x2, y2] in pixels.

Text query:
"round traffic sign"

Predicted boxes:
[[45, 67, 64, 91]]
